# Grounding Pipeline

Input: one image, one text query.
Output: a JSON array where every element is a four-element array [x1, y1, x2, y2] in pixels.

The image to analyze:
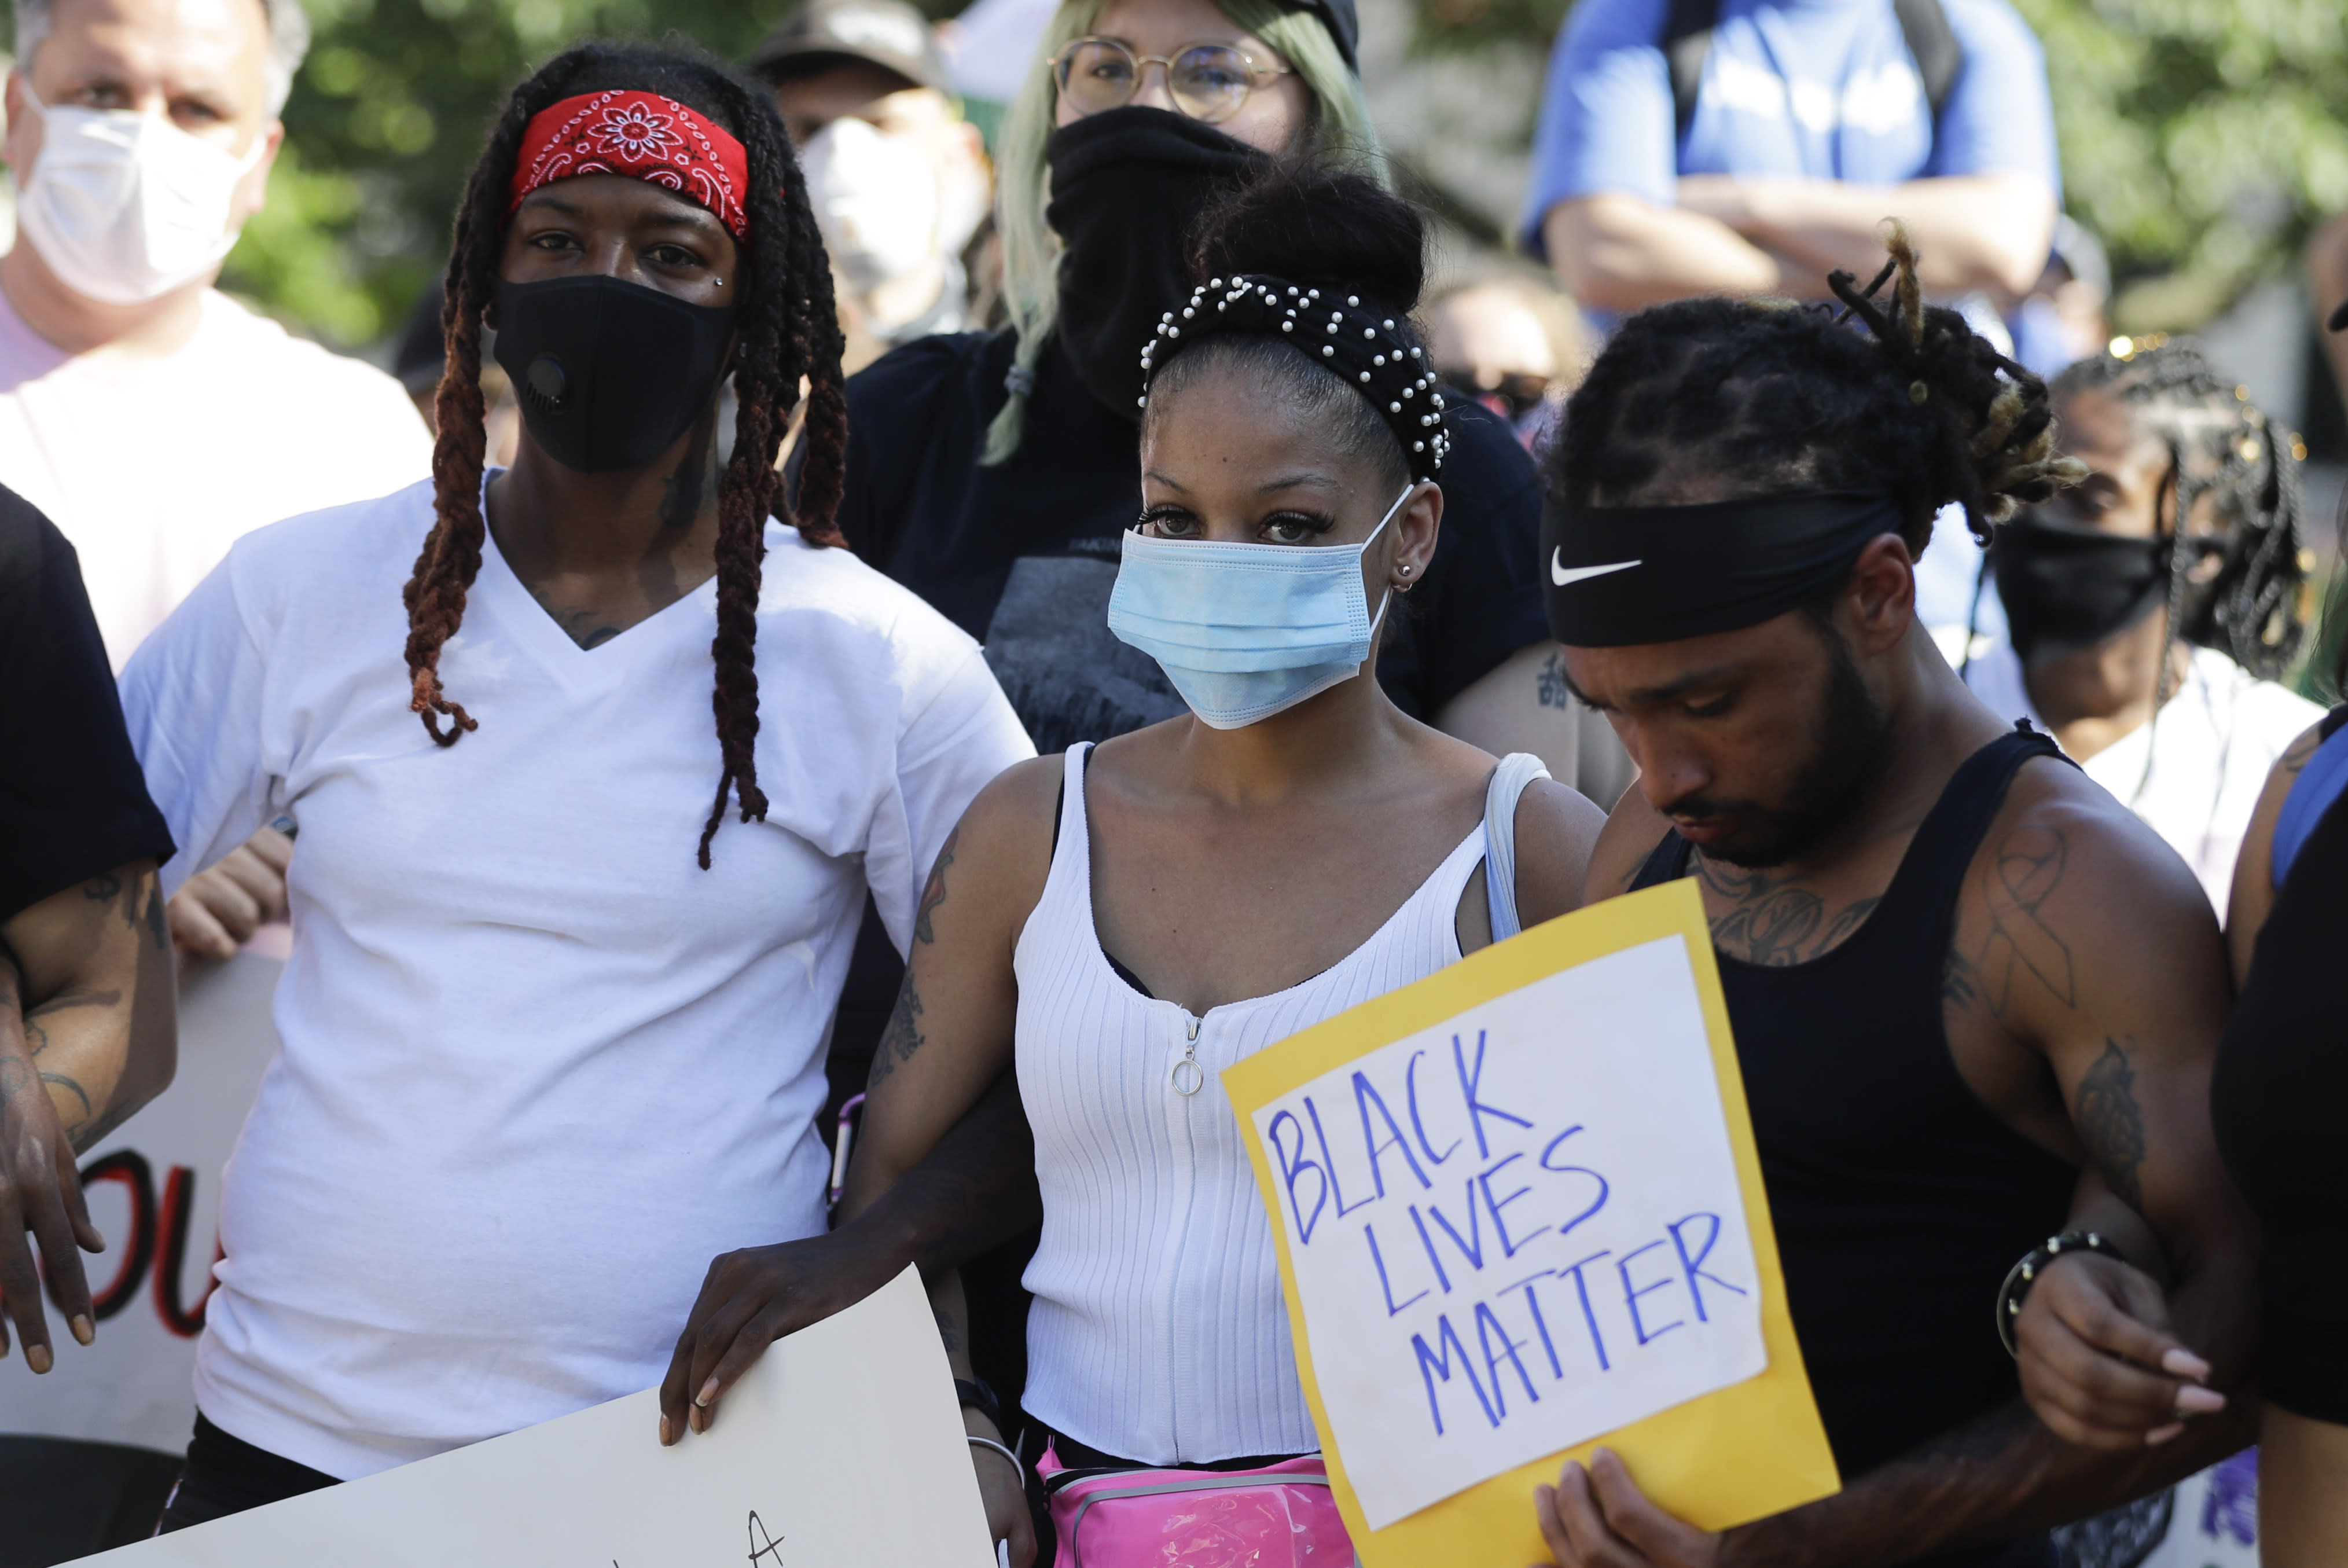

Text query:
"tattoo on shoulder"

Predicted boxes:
[[82, 873, 122, 906], [1537, 652, 1575, 713], [2075, 1038, 2148, 1210], [1960, 824, 2077, 1018], [914, 827, 961, 946], [867, 972, 927, 1089], [2280, 727, 2324, 778], [1695, 855, 1880, 967]]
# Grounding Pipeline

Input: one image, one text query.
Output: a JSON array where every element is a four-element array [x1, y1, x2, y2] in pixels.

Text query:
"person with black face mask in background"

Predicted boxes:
[[1962, 343, 2318, 917], [112, 44, 1032, 1530]]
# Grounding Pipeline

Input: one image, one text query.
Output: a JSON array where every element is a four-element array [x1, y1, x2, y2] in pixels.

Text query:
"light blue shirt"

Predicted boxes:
[[1522, 0, 2059, 253]]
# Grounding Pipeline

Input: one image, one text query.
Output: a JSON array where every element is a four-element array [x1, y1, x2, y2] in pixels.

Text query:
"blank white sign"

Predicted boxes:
[[73, 1265, 994, 1567], [1250, 935, 1768, 1530]]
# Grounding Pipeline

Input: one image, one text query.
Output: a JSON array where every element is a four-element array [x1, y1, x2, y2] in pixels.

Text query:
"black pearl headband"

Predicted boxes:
[[1136, 273, 1453, 480]]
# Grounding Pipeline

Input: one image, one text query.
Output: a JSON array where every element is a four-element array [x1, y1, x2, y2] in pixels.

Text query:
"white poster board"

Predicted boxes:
[[71, 1265, 994, 1567], [1247, 935, 1766, 1530], [2, 952, 282, 1452]]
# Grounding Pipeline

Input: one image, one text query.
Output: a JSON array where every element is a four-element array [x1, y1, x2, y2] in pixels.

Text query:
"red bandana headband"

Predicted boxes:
[[508, 90, 755, 243]]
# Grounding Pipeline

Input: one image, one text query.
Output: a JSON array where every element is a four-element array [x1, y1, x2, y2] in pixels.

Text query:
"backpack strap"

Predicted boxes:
[[1483, 753, 1555, 943], [1662, 0, 1721, 144], [1665, 0, 1963, 145], [1893, 0, 1963, 124]]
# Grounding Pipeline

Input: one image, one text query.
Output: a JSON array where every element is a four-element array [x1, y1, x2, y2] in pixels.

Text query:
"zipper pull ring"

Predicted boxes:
[[1172, 1014, 1205, 1096]]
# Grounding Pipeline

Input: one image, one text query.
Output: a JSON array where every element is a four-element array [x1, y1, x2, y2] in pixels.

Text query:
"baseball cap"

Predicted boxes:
[[749, 0, 949, 93]]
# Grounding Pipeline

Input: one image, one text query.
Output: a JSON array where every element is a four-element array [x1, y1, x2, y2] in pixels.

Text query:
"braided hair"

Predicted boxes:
[[2048, 344, 2307, 683], [1548, 225, 2085, 560], [402, 42, 850, 868]]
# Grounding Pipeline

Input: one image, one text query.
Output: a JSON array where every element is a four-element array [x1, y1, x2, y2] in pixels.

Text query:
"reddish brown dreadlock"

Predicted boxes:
[[401, 42, 851, 867]]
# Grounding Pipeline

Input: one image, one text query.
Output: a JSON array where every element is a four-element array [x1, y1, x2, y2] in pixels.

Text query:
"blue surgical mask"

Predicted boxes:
[[1106, 484, 1414, 729]]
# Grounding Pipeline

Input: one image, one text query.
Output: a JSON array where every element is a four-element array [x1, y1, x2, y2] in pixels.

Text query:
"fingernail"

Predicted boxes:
[[26, 1344, 50, 1374], [2176, 1386, 2227, 1415], [2161, 1348, 2213, 1381], [2145, 1423, 2185, 1446], [695, 1377, 718, 1408], [659, 1416, 674, 1446], [70, 1315, 93, 1346]]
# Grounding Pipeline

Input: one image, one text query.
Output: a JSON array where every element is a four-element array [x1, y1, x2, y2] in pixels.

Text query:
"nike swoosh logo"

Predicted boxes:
[[1550, 551, 1641, 587]]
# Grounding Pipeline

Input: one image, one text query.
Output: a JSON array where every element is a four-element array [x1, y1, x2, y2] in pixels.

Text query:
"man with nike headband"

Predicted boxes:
[[1527, 235, 2259, 1568]]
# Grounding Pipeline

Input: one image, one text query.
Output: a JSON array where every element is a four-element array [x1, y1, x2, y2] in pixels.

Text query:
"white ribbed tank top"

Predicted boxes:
[[1015, 744, 1548, 1464]]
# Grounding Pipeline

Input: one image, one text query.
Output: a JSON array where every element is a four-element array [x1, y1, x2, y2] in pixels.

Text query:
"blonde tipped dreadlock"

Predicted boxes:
[[1546, 222, 2089, 559]]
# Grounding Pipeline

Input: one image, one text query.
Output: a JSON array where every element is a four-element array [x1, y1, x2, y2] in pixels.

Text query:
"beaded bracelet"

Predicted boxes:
[[1997, 1230, 2127, 1357]]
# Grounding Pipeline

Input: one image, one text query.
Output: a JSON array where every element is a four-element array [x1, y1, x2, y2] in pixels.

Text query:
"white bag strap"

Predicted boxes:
[[1483, 752, 1552, 943]]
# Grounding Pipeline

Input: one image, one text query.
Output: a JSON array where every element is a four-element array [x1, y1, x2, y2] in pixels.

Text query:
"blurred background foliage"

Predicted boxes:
[[4, 0, 2342, 348]]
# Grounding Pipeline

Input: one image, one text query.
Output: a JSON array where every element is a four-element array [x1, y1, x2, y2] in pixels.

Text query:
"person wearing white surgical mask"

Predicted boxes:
[[656, 162, 1603, 1568], [751, 0, 992, 361], [0, 0, 427, 1552]]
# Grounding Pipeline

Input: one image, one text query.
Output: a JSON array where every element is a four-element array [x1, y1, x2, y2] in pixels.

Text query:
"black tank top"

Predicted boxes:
[[2210, 706, 2348, 1420], [1632, 728, 2077, 1501]]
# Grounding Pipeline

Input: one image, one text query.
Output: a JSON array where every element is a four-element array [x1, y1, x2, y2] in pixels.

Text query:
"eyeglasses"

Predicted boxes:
[[1050, 36, 1292, 124]]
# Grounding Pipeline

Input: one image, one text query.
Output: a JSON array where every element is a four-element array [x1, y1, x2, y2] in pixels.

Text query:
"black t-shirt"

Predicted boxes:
[[835, 330, 1548, 754], [0, 486, 174, 921]]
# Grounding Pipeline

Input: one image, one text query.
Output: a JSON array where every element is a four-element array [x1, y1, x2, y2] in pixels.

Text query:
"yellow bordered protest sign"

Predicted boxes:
[[1223, 879, 1837, 1565]]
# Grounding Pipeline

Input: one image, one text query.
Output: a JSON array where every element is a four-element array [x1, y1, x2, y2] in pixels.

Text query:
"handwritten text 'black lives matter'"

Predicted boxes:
[[1267, 1030, 1748, 1440]]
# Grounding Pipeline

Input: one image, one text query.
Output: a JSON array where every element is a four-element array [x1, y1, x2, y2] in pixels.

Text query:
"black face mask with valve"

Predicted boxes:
[[1043, 107, 1267, 417], [1991, 511, 2175, 663], [493, 275, 736, 472]]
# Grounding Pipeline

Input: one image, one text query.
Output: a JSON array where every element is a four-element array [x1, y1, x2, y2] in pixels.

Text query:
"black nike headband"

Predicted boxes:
[[1540, 491, 1905, 647]]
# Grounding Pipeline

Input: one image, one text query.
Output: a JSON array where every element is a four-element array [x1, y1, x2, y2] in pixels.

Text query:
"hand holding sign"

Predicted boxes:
[[1225, 880, 1836, 1567], [69, 1266, 994, 1568]]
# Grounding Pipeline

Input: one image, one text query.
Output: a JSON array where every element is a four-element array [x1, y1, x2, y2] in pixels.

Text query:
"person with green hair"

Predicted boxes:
[[812, 0, 1574, 773]]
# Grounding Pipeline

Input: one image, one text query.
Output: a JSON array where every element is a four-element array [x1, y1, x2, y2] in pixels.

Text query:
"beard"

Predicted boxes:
[[1669, 627, 1895, 869]]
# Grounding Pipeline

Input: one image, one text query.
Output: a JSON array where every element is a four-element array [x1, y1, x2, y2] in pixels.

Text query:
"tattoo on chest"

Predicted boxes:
[[2075, 1038, 2148, 1209], [1693, 856, 1882, 967], [1948, 825, 2076, 1019]]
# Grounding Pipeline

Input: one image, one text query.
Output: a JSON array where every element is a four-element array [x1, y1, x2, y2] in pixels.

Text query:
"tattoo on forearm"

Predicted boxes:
[[2075, 1038, 2148, 1210], [82, 873, 122, 906], [1695, 855, 1880, 967], [1537, 652, 1576, 712], [914, 827, 960, 946], [868, 972, 927, 1088], [933, 1308, 962, 1357], [1970, 825, 2076, 1016], [142, 880, 167, 950], [39, 1070, 90, 1122]]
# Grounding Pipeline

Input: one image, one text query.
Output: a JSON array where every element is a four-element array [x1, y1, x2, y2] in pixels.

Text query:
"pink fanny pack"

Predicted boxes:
[[1036, 1442, 1355, 1568]]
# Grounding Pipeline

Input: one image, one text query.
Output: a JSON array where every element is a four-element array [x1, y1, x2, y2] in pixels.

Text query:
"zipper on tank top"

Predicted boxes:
[[1171, 1012, 1204, 1096]]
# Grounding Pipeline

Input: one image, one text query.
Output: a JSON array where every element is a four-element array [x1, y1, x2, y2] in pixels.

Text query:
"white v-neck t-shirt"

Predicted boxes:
[[118, 478, 1034, 1479]]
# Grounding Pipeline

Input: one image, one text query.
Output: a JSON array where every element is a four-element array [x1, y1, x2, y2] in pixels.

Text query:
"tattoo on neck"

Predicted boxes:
[[868, 972, 927, 1089], [1693, 854, 1882, 967], [2075, 1038, 2148, 1210], [1537, 652, 1576, 712]]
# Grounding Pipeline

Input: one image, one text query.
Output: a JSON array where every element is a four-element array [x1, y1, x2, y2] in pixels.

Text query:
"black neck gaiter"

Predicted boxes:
[[1044, 107, 1267, 417], [1991, 513, 2171, 663]]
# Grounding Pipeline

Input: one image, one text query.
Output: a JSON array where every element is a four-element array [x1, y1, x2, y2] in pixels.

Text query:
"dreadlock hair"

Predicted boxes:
[[1547, 224, 2086, 566], [2048, 343, 2307, 684], [401, 41, 850, 869]]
